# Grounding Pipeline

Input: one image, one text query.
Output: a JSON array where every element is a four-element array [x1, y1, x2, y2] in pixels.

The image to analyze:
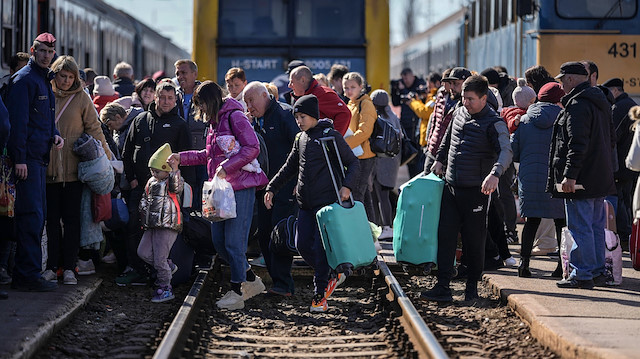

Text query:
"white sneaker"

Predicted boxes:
[[63, 270, 77, 285], [77, 259, 96, 275], [378, 226, 393, 240], [242, 276, 266, 300], [42, 269, 57, 282], [374, 240, 382, 251], [216, 290, 244, 310], [504, 256, 517, 267], [101, 252, 117, 264]]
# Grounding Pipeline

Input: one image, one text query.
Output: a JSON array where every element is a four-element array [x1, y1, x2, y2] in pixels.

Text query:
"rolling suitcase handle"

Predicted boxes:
[[319, 136, 354, 208]]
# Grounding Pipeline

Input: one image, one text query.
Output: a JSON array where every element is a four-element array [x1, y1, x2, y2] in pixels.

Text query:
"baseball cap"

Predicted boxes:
[[286, 60, 306, 74], [443, 67, 471, 82], [602, 78, 624, 89], [555, 61, 588, 79]]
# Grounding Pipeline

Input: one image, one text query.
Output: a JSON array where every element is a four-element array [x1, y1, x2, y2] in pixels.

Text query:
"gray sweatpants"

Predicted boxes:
[[137, 228, 178, 288]]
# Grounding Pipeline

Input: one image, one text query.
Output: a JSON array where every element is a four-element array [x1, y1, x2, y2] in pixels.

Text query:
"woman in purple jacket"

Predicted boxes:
[[169, 81, 268, 310]]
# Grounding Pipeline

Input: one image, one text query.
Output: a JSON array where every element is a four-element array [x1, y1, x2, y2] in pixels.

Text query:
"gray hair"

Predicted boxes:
[[113, 61, 133, 79], [243, 81, 269, 100]]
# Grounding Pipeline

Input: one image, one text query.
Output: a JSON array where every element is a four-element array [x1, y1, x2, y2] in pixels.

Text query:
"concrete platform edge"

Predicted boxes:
[[483, 275, 628, 359], [10, 278, 103, 359]]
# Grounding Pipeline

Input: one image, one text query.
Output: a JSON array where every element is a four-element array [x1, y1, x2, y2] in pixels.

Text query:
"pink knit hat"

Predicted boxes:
[[93, 76, 116, 97], [512, 78, 536, 109]]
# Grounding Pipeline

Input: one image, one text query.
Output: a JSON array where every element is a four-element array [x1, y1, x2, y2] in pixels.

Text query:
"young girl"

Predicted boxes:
[[342, 72, 377, 221], [138, 143, 184, 303]]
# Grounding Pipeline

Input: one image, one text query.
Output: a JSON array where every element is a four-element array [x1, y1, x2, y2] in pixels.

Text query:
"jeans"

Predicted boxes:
[[296, 207, 330, 295], [211, 187, 255, 283], [137, 228, 178, 288], [46, 181, 83, 271], [565, 197, 606, 280]]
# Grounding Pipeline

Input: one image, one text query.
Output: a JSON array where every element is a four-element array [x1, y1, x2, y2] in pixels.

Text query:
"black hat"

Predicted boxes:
[[293, 94, 319, 119], [602, 77, 624, 89], [555, 61, 588, 79], [480, 68, 500, 85], [443, 67, 471, 82], [286, 60, 306, 74]]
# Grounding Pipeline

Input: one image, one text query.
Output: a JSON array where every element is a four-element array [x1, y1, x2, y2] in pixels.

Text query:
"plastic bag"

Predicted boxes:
[[560, 227, 575, 279], [604, 229, 623, 285], [202, 176, 236, 222]]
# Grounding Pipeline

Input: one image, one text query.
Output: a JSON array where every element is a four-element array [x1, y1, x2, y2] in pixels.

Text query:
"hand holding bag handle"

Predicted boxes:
[[319, 136, 354, 208]]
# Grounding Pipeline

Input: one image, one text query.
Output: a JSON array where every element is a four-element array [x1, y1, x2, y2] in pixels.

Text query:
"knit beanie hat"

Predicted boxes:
[[148, 143, 173, 171], [293, 94, 319, 119], [537, 82, 565, 104], [93, 76, 116, 97], [512, 78, 536, 109], [481, 68, 500, 85], [370, 89, 389, 107]]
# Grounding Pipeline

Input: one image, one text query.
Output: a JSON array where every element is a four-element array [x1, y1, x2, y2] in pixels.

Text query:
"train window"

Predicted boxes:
[[294, 0, 364, 41], [556, 0, 637, 19], [493, 0, 500, 30], [219, 0, 287, 39], [2, 0, 13, 25]]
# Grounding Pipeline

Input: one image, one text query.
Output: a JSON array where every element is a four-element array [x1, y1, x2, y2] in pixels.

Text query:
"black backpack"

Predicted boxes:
[[269, 215, 298, 256], [369, 116, 401, 157]]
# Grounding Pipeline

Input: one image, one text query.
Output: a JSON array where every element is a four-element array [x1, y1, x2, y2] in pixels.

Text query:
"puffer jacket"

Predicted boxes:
[[426, 88, 458, 157], [179, 98, 268, 191], [47, 81, 111, 183], [139, 171, 184, 232], [436, 104, 512, 187], [345, 94, 376, 159], [547, 82, 616, 199]]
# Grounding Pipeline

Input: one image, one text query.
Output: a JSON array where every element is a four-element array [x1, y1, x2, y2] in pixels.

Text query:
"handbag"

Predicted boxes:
[[269, 215, 299, 256], [92, 192, 113, 223], [0, 148, 15, 217], [400, 127, 420, 166], [103, 198, 129, 231]]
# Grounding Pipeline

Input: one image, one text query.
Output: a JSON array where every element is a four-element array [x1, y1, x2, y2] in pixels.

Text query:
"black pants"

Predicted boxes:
[[437, 184, 489, 286], [498, 164, 517, 235], [520, 217, 566, 259], [616, 179, 635, 241], [46, 181, 83, 271], [352, 157, 376, 221]]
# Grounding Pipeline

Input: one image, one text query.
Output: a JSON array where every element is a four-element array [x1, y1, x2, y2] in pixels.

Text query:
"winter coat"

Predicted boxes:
[[177, 81, 207, 150], [47, 82, 111, 183], [345, 94, 376, 159], [548, 82, 616, 199], [626, 125, 640, 214], [115, 107, 143, 155], [511, 102, 564, 218], [0, 97, 8, 148], [266, 120, 360, 210], [78, 153, 115, 249], [426, 88, 458, 157], [612, 92, 638, 181], [254, 96, 300, 178], [390, 76, 427, 126], [408, 88, 438, 146], [122, 102, 190, 185], [498, 74, 517, 108], [290, 79, 351, 136], [436, 104, 512, 188], [140, 171, 184, 232], [500, 106, 527, 134], [375, 108, 402, 188], [179, 98, 268, 191], [6, 58, 59, 165], [93, 93, 120, 114], [113, 77, 135, 97]]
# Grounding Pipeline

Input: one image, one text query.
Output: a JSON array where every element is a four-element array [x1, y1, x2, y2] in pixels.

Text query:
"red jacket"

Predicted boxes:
[[301, 79, 351, 135], [93, 93, 120, 114], [500, 106, 527, 134]]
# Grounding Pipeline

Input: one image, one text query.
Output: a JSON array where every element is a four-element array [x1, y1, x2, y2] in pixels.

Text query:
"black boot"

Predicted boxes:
[[518, 258, 532, 278], [550, 259, 563, 278]]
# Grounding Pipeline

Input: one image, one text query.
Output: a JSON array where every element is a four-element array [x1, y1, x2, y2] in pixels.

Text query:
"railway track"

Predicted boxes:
[[152, 257, 449, 359]]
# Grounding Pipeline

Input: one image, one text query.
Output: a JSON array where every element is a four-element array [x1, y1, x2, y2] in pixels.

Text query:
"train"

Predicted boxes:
[[192, 0, 390, 91], [0, 0, 189, 79], [391, 0, 640, 97]]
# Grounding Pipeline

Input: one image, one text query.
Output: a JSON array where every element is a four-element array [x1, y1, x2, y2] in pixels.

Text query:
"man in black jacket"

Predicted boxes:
[[549, 62, 616, 289], [244, 81, 300, 296], [603, 78, 638, 249], [422, 75, 512, 302], [120, 81, 190, 286], [112, 62, 135, 97]]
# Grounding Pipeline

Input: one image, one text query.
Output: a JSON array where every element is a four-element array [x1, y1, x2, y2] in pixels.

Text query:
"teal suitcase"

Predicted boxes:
[[317, 201, 377, 273], [315, 136, 377, 274], [393, 173, 444, 270]]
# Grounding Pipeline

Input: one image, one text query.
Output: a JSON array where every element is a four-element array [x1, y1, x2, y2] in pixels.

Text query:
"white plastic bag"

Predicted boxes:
[[604, 229, 623, 285], [560, 227, 575, 279], [202, 176, 236, 222], [344, 128, 364, 157]]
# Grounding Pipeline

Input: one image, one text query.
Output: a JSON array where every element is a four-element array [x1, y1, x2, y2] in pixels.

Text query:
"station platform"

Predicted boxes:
[[0, 276, 102, 359]]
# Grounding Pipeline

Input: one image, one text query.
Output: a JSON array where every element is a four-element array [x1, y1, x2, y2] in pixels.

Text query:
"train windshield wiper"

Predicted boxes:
[[596, 0, 624, 29]]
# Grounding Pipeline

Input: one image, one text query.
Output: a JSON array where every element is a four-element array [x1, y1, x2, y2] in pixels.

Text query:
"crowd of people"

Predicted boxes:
[[1, 31, 638, 310]]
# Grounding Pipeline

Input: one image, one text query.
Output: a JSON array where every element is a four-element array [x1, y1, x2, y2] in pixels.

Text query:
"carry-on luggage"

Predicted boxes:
[[393, 173, 444, 274], [631, 217, 640, 271], [604, 200, 622, 285], [316, 136, 377, 275]]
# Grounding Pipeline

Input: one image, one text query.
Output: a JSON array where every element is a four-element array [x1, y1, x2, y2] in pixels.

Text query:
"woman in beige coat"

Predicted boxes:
[[42, 56, 111, 285]]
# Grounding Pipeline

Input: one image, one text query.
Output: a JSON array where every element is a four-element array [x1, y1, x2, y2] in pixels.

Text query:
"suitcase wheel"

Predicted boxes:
[[422, 262, 435, 275], [336, 263, 354, 277]]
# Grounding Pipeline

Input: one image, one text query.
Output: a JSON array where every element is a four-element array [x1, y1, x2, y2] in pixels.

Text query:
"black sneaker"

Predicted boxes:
[[464, 289, 480, 301], [592, 274, 608, 287], [556, 278, 594, 289], [420, 284, 453, 302], [11, 277, 58, 292]]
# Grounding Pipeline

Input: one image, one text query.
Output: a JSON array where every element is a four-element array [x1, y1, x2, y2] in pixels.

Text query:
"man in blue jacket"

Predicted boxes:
[[8, 33, 63, 291]]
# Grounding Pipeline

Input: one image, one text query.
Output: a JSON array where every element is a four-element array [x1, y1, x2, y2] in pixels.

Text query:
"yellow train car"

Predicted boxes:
[[193, 0, 389, 92]]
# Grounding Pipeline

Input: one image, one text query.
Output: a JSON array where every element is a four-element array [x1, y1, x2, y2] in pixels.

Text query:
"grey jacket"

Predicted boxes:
[[140, 171, 184, 232]]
